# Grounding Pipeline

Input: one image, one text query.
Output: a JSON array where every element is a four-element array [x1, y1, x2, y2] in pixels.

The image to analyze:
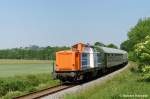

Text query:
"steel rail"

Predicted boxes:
[[13, 84, 76, 99]]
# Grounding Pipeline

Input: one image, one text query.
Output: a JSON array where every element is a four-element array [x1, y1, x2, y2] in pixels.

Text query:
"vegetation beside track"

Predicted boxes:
[[0, 73, 60, 99], [0, 60, 59, 99], [64, 62, 150, 99]]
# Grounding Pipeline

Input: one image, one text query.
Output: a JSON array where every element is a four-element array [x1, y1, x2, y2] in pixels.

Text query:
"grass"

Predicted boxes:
[[0, 73, 60, 99], [0, 59, 59, 99], [64, 62, 150, 99], [0, 64, 52, 77], [0, 59, 53, 77]]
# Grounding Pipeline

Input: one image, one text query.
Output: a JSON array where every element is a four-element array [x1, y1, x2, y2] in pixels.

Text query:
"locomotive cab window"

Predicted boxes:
[[81, 53, 90, 69]]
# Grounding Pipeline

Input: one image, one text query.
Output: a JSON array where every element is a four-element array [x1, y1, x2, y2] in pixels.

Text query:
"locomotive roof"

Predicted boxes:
[[99, 47, 127, 54]]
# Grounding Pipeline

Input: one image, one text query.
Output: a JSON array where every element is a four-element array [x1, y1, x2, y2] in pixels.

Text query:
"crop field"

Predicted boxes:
[[0, 59, 53, 77]]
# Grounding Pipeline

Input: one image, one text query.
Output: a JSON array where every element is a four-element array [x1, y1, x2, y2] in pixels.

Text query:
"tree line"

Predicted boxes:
[[0, 42, 118, 60], [0, 45, 69, 60], [94, 42, 118, 49]]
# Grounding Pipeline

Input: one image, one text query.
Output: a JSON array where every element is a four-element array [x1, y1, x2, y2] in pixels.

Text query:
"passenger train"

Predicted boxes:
[[52, 43, 128, 82]]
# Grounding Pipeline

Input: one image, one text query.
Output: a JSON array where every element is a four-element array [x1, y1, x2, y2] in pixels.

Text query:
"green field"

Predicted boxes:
[[0, 60, 59, 99], [0, 59, 53, 77], [0, 64, 52, 77], [65, 62, 150, 99]]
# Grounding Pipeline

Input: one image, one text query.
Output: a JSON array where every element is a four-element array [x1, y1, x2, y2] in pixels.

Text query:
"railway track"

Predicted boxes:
[[14, 84, 76, 99]]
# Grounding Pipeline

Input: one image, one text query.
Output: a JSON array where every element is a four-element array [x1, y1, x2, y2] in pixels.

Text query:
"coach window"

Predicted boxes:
[[97, 53, 101, 64]]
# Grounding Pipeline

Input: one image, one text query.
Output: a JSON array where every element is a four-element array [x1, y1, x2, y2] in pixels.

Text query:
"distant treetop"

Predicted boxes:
[[107, 43, 118, 49], [94, 42, 106, 47]]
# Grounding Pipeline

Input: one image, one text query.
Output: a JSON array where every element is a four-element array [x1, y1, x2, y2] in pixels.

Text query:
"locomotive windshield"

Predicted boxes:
[[81, 53, 90, 69]]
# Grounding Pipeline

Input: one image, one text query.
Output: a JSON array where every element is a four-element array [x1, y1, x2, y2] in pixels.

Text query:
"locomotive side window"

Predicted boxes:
[[81, 53, 90, 69]]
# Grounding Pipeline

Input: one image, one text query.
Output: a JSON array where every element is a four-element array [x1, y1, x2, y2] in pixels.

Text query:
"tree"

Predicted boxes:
[[107, 43, 118, 49], [123, 18, 150, 51], [94, 42, 105, 47], [120, 40, 131, 51]]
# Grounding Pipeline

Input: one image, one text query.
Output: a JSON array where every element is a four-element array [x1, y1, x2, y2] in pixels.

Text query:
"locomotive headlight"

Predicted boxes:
[[70, 72, 75, 77]]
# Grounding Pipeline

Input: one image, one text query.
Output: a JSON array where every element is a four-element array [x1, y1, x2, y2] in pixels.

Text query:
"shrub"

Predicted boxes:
[[128, 51, 137, 62], [141, 65, 150, 73], [139, 65, 150, 81], [134, 36, 150, 65]]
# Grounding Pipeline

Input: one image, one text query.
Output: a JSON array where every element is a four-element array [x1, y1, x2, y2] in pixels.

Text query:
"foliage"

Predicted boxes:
[[0, 73, 59, 98], [139, 65, 150, 82], [0, 45, 69, 60], [94, 42, 105, 47], [121, 17, 150, 51], [120, 40, 131, 51], [107, 43, 118, 49], [141, 65, 150, 73], [94, 42, 118, 49], [132, 35, 150, 81], [128, 51, 137, 62], [134, 36, 150, 65], [120, 17, 150, 82]]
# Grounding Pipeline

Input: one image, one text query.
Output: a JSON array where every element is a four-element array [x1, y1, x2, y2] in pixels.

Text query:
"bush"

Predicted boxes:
[[139, 65, 150, 81], [128, 51, 137, 62], [134, 36, 150, 65], [141, 65, 150, 73]]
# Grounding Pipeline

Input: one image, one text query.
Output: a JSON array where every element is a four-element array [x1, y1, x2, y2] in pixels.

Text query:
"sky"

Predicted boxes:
[[0, 0, 150, 49]]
